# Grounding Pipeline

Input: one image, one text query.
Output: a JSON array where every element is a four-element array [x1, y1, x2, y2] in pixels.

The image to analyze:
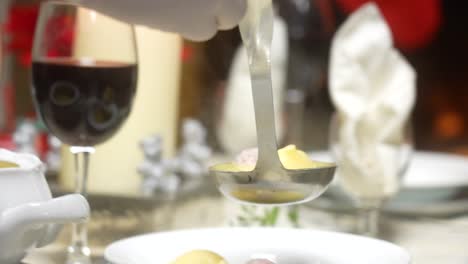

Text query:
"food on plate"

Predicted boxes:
[[0, 160, 19, 168], [247, 259, 275, 264], [171, 250, 277, 264], [171, 250, 227, 264]]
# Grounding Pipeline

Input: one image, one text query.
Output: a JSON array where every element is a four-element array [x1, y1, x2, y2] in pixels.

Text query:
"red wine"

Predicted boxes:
[[32, 58, 137, 146]]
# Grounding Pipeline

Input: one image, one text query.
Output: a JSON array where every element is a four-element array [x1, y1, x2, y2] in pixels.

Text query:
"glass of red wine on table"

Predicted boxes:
[[31, 2, 137, 263]]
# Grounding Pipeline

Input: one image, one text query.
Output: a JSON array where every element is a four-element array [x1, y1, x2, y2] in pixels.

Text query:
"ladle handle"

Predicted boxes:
[[239, 0, 281, 168]]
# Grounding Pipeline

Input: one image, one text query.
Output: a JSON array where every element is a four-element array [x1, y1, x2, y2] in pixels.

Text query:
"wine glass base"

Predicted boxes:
[[66, 245, 92, 264], [355, 199, 384, 238]]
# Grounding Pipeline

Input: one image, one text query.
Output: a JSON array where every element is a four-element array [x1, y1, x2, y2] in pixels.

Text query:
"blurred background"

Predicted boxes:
[[0, 0, 466, 189], [3, 1, 468, 262]]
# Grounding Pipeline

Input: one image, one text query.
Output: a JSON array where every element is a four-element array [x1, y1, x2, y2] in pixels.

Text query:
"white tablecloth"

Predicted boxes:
[[25, 194, 468, 264]]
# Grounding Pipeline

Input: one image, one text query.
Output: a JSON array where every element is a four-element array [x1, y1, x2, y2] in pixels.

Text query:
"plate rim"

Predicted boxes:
[[104, 227, 411, 264]]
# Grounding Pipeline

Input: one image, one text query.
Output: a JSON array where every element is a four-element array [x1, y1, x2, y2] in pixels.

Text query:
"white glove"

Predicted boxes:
[[79, 0, 246, 41]]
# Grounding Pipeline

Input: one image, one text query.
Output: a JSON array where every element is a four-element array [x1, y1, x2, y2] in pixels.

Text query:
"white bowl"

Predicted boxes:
[[105, 227, 410, 264]]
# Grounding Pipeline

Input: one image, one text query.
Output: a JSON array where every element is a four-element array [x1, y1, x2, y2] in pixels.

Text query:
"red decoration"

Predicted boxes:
[[45, 14, 75, 57], [35, 132, 49, 160], [0, 133, 15, 150], [3, 4, 76, 66], [181, 44, 194, 62], [336, 0, 442, 51], [3, 4, 39, 67]]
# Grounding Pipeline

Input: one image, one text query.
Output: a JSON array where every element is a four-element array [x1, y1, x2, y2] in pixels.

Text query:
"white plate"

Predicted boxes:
[[401, 151, 468, 189], [104, 227, 410, 264], [310, 151, 468, 189], [310, 151, 468, 215]]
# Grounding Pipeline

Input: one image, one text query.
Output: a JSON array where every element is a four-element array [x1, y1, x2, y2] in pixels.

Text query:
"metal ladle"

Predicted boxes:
[[210, 0, 336, 205]]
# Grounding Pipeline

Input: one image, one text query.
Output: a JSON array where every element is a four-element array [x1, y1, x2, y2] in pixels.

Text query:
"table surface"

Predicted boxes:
[[23, 185, 468, 264]]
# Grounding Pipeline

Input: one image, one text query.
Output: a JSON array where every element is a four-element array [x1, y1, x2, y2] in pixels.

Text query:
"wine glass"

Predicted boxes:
[[31, 2, 137, 263], [328, 112, 413, 237]]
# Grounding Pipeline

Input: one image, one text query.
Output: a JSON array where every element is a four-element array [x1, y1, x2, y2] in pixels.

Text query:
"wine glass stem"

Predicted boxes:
[[67, 146, 94, 264], [356, 198, 383, 237], [358, 206, 380, 237]]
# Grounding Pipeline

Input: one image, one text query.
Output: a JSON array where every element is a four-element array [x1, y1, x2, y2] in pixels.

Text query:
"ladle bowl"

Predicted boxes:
[[211, 162, 336, 205]]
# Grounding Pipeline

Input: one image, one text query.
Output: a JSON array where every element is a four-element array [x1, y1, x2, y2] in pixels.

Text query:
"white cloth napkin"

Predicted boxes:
[[329, 3, 416, 199]]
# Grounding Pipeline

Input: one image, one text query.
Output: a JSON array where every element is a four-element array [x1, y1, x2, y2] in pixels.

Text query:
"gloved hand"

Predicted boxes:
[[79, 0, 246, 41]]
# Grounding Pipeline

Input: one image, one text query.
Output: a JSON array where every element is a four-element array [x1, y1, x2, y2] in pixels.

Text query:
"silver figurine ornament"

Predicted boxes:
[[138, 135, 180, 196], [173, 118, 212, 184], [13, 120, 38, 156]]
